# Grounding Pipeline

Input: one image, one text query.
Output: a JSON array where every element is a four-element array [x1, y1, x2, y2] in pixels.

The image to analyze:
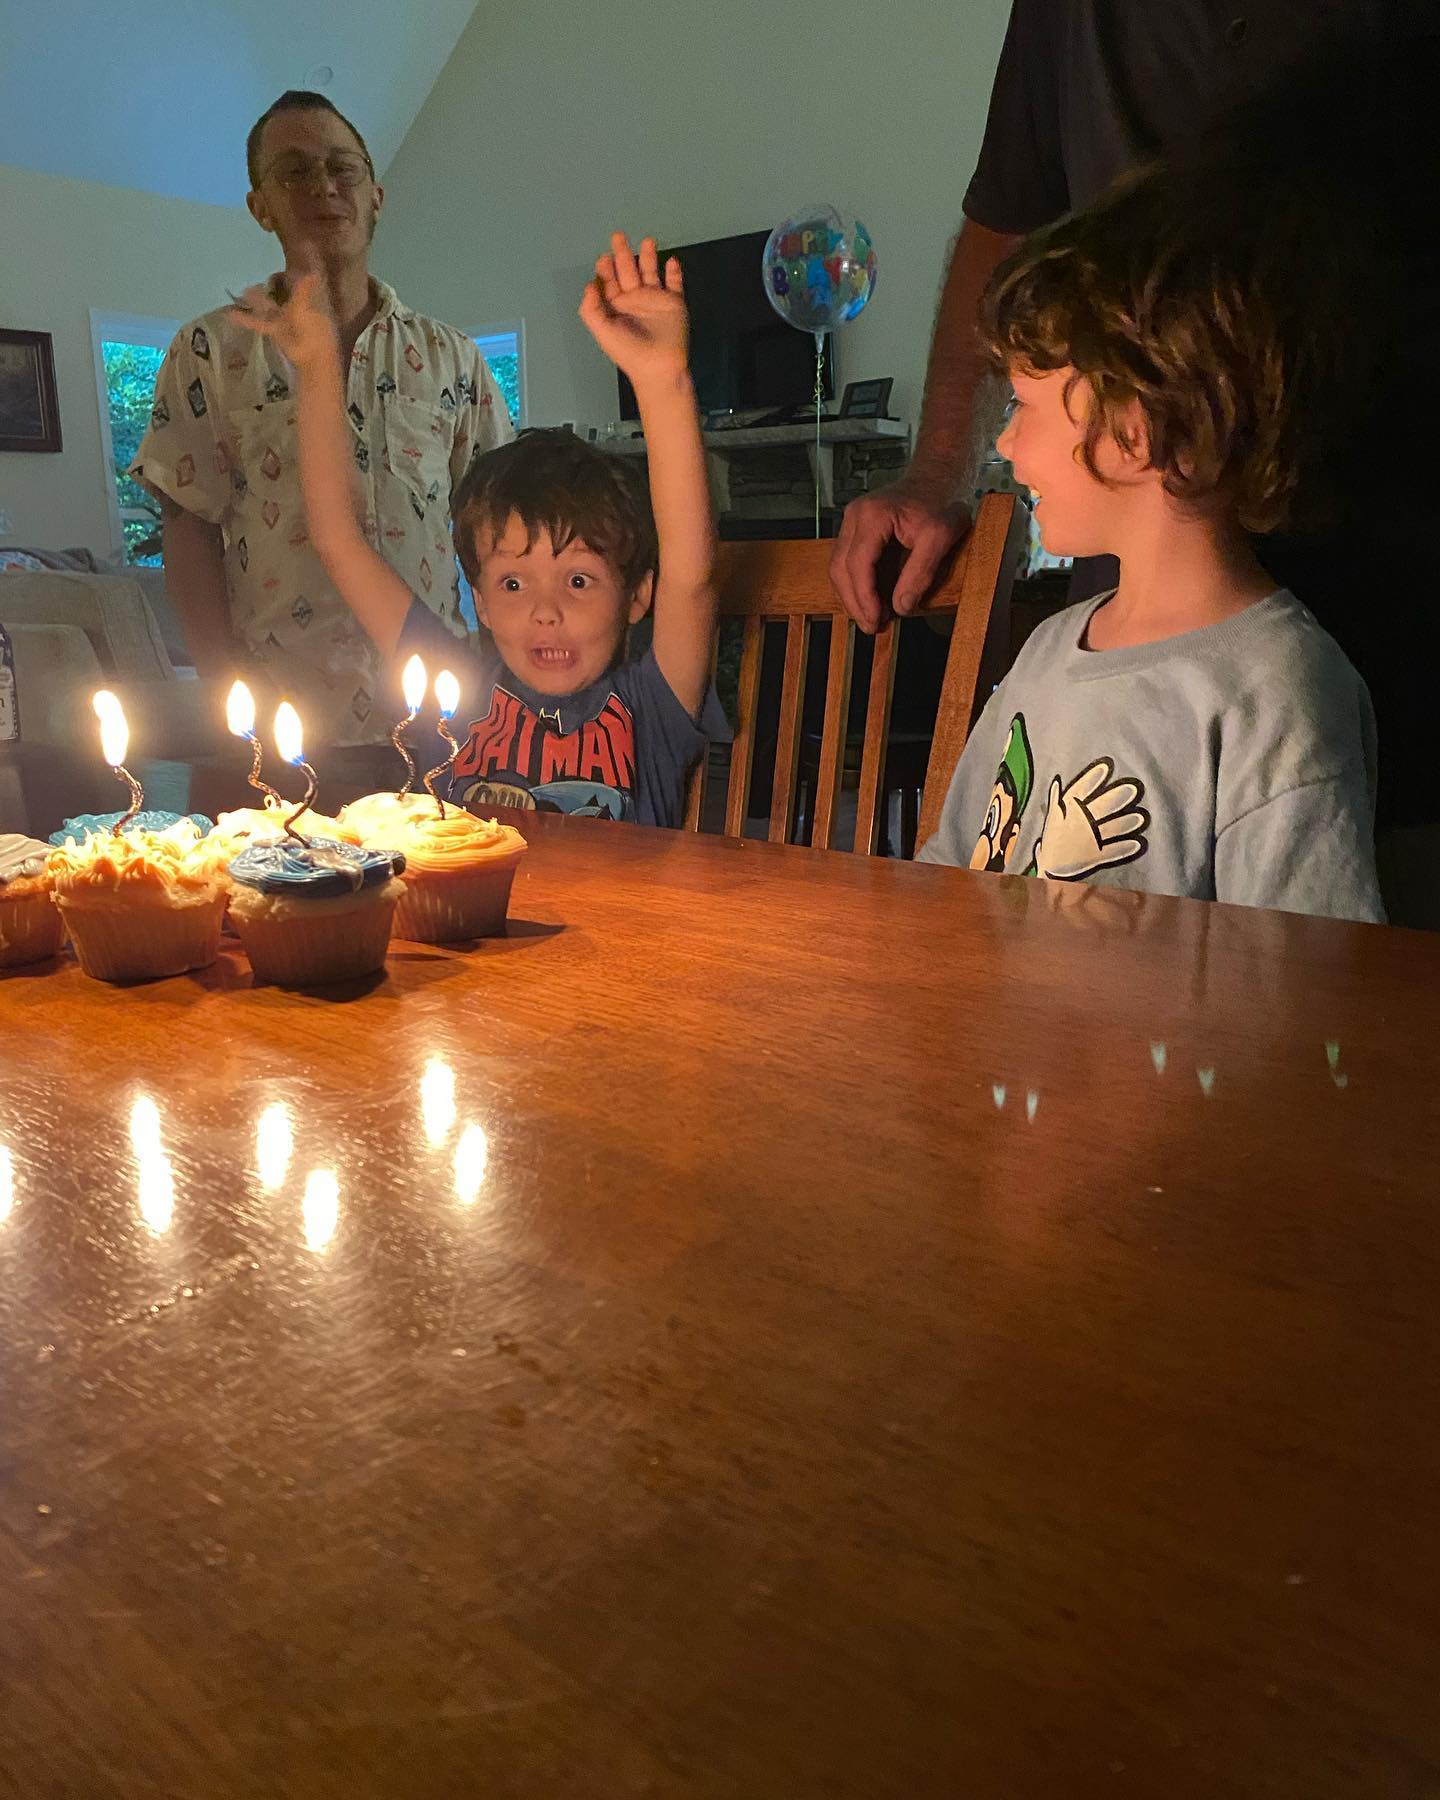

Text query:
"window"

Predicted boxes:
[[472, 323, 524, 429], [90, 311, 179, 566]]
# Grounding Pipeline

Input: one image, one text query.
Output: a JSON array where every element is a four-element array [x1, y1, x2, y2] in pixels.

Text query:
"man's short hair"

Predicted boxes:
[[979, 119, 1381, 537], [451, 429, 658, 594], [246, 90, 373, 189]]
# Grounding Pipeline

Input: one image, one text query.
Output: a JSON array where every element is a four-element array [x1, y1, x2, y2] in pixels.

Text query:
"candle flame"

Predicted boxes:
[[402, 654, 427, 715], [435, 669, 460, 720], [226, 679, 256, 738], [92, 689, 129, 768], [274, 701, 305, 765]]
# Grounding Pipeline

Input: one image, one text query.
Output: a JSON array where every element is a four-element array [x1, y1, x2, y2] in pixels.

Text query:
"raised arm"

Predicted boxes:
[[579, 233, 716, 718], [229, 264, 412, 661]]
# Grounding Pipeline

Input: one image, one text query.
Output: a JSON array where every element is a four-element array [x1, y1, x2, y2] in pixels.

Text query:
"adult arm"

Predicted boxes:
[[832, 0, 1063, 631], [830, 218, 1020, 631], [158, 498, 237, 676]]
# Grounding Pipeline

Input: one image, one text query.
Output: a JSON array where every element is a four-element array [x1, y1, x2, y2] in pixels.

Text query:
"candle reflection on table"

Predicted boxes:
[[256, 1102, 294, 1193], [453, 1123, 489, 1206], [129, 1096, 175, 1236], [0, 1143, 13, 1224], [420, 1057, 457, 1147], [302, 1169, 340, 1254]]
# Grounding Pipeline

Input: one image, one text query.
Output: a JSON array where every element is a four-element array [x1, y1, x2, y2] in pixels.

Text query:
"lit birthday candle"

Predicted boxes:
[[422, 669, 462, 820], [226, 679, 283, 809], [392, 654, 428, 800], [273, 702, 318, 844], [92, 690, 143, 834]]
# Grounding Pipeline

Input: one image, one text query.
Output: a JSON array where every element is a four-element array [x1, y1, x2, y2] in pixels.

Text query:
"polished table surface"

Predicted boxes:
[[2, 813, 1439, 1798]]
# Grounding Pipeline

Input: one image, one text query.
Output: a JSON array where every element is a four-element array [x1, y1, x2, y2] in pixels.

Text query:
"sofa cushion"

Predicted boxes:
[[0, 571, 172, 681]]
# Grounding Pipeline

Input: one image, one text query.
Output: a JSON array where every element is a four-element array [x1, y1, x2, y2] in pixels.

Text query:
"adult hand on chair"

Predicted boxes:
[[830, 481, 971, 634]]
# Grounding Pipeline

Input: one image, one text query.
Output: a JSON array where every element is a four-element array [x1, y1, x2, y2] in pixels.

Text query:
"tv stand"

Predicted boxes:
[[604, 416, 909, 516]]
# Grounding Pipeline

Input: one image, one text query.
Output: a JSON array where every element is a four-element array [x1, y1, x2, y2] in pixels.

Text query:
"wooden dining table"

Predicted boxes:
[[2, 809, 1438, 1799]]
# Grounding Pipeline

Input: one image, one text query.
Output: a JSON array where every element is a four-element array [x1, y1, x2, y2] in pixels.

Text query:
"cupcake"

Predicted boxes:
[[202, 802, 359, 870], [226, 841, 407, 986], [337, 790, 437, 842], [383, 811, 528, 943], [49, 808, 213, 847], [0, 834, 65, 968], [47, 826, 227, 982]]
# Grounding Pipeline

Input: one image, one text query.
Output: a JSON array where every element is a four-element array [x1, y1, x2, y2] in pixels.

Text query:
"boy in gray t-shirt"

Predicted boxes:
[[919, 167, 1384, 924]]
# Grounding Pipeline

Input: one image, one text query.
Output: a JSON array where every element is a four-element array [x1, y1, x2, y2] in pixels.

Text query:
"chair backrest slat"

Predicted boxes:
[[768, 615, 811, 844], [853, 620, 899, 856], [811, 619, 855, 851], [723, 614, 765, 840], [692, 491, 1023, 854], [915, 492, 1024, 847]]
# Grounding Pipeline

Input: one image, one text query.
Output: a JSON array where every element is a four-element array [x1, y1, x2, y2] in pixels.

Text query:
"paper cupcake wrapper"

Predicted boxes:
[[232, 889, 400, 986], [393, 861, 520, 942], [0, 890, 65, 968], [56, 892, 226, 983]]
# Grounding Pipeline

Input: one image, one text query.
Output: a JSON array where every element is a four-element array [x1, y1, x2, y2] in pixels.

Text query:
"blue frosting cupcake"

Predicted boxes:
[[225, 839, 407, 986], [50, 809, 213, 847], [228, 839, 405, 896]]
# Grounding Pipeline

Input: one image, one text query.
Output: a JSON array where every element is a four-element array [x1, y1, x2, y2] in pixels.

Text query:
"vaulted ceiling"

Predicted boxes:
[[0, 0, 479, 207]]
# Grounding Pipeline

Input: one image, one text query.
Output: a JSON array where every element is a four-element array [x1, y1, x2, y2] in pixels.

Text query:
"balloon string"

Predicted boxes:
[[814, 333, 824, 539]]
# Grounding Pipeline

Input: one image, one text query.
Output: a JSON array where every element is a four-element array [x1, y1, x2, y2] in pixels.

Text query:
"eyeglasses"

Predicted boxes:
[[258, 151, 373, 191]]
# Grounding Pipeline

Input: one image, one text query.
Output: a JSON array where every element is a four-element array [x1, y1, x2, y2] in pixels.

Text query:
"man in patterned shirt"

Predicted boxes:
[[130, 90, 512, 745]]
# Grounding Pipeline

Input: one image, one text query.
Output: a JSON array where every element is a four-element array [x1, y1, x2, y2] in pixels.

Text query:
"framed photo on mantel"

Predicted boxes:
[[0, 328, 62, 454]]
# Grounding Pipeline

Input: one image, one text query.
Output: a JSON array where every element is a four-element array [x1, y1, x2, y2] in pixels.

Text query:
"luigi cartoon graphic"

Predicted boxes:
[[970, 714, 1034, 872], [970, 713, 1152, 880]]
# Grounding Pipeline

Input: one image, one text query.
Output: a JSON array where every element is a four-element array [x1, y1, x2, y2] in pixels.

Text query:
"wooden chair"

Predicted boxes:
[[686, 491, 1026, 855]]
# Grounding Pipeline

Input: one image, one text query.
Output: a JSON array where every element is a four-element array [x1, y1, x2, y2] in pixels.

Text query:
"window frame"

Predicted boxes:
[[89, 309, 180, 557], [470, 320, 525, 429]]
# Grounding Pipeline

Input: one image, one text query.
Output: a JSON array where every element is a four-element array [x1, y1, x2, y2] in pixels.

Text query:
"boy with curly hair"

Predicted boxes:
[[918, 169, 1384, 922]]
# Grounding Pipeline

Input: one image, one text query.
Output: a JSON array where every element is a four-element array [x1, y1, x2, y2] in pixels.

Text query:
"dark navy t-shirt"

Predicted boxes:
[[397, 600, 728, 828], [963, 0, 1416, 232]]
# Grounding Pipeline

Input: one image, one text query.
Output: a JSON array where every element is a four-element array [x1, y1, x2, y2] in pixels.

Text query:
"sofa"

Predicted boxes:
[[0, 550, 234, 836]]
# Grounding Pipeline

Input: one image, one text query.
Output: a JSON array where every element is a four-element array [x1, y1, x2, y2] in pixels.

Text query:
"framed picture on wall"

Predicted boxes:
[[0, 328, 62, 453]]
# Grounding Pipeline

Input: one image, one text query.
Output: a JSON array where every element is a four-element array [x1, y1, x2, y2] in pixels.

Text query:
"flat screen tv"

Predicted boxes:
[[616, 229, 836, 423]]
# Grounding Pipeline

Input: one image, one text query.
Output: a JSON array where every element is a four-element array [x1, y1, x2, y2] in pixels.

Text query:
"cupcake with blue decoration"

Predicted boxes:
[[0, 834, 65, 968], [48, 809, 213, 847], [227, 840, 407, 986]]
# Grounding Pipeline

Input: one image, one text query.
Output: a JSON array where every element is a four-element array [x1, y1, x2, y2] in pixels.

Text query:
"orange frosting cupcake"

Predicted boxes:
[[385, 810, 527, 942], [48, 825, 227, 981], [336, 790, 436, 842], [206, 803, 360, 864]]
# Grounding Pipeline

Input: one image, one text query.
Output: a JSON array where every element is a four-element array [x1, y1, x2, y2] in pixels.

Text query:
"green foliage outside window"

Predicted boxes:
[[486, 352, 521, 427], [102, 341, 165, 565]]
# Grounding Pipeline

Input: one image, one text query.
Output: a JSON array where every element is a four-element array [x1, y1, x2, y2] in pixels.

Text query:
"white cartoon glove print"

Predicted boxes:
[[1032, 759, 1149, 881]]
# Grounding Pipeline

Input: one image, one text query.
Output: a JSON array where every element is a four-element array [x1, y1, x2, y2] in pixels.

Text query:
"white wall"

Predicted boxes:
[[0, 164, 260, 553], [378, 0, 1012, 433], [1, 0, 1011, 551]]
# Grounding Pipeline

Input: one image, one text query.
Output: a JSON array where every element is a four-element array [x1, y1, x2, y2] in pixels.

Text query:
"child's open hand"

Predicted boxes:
[[228, 246, 337, 372], [579, 233, 689, 393]]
